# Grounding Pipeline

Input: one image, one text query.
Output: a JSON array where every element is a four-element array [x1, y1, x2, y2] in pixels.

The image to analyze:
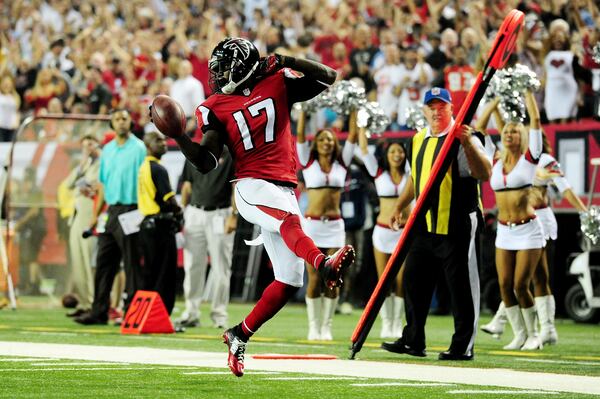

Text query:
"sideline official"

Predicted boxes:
[[137, 132, 181, 315], [176, 150, 236, 329], [383, 88, 491, 360]]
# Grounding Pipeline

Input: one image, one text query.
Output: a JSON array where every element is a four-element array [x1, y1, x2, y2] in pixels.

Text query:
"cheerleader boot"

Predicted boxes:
[[379, 296, 394, 339], [481, 302, 507, 338], [320, 297, 338, 341], [305, 296, 322, 341], [537, 295, 559, 344], [392, 296, 405, 338], [521, 306, 543, 350], [503, 305, 527, 350]]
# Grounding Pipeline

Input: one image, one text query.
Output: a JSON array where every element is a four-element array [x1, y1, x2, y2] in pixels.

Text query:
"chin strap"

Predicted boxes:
[[222, 61, 260, 94]]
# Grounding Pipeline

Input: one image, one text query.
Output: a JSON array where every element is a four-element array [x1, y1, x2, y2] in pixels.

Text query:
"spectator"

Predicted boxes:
[[0, 75, 21, 142], [41, 37, 74, 75], [81, 66, 112, 115], [24, 67, 66, 114], [395, 46, 434, 128], [543, 29, 585, 123], [444, 45, 475, 115], [373, 44, 403, 130], [169, 60, 205, 119], [348, 24, 378, 95], [329, 42, 352, 81]]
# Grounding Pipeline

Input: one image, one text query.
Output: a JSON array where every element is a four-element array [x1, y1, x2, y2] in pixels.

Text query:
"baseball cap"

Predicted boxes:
[[424, 87, 452, 105]]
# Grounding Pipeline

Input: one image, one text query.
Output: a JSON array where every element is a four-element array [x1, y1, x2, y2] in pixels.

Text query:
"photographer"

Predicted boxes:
[[137, 131, 181, 315]]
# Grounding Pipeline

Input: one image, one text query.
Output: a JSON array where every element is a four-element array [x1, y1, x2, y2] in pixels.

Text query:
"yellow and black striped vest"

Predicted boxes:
[[410, 127, 479, 235]]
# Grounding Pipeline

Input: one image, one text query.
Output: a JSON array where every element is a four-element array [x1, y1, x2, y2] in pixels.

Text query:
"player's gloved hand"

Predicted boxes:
[[258, 54, 285, 76], [148, 104, 185, 139]]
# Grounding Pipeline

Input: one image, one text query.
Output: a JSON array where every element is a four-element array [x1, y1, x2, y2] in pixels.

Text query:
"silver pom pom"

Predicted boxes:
[[356, 101, 390, 137], [581, 206, 600, 245], [593, 43, 600, 65], [405, 104, 427, 131], [297, 81, 388, 134], [484, 63, 541, 122]]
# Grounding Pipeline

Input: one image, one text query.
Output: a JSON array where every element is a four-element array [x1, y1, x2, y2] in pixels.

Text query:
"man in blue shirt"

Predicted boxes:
[[76, 109, 147, 325]]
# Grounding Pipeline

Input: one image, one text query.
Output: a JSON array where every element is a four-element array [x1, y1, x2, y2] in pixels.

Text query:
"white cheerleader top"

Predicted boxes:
[[490, 129, 543, 191], [362, 151, 410, 197], [296, 140, 355, 189]]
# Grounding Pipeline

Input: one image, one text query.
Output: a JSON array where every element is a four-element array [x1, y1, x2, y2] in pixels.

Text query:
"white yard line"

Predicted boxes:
[[263, 377, 361, 381], [517, 358, 600, 366], [182, 371, 282, 375], [448, 390, 560, 395], [0, 367, 197, 372], [352, 383, 456, 387], [30, 362, 129, 366], [0, 341, 599, 395]]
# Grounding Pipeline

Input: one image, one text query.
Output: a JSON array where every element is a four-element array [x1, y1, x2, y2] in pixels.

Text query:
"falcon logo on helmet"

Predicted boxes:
[[209, 37, 260, 95]]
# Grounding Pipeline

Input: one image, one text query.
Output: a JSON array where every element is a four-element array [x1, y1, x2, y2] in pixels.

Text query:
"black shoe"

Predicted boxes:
[[438, 349, 474, 361], [66, 308, 88, 318], [74, 313, 108, 325], [176, 318, 199, 328], [381, 340, 426, 357]]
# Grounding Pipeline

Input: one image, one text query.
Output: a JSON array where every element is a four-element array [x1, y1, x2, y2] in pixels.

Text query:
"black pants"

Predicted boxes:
[[139, 217, 178, 315], [90, 205, 141, 320], [401, 215, 480, 354]]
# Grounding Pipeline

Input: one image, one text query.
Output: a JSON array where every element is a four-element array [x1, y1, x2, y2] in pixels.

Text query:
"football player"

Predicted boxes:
[[153, 37, 355, 377]]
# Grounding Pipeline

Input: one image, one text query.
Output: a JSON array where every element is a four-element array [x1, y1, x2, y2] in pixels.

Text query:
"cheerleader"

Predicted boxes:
[[296, 110, 358, 340], [490, 91, 544, 350], [358, 127, 411, 338], [483, 132, 587, 345]]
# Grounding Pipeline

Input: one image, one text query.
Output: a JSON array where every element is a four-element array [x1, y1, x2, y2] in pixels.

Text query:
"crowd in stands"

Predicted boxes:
[[1, 0, 600, 142]]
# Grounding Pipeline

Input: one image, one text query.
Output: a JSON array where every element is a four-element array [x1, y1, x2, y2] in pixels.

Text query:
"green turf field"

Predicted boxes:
[[1, 297, 599, 398]]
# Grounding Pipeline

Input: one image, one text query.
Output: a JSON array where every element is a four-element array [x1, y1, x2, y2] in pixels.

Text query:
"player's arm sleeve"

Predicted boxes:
[[150, 162, 175, 204], [296, 141, 311, 166], [174, 105, 226, 173], [280, 56, 337, 104]]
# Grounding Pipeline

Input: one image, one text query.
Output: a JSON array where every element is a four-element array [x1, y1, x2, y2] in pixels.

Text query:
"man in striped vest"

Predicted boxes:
[[382, 87, 492, 360]]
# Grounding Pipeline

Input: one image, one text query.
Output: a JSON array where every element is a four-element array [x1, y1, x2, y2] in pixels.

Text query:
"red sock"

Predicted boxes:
[[241, 280, 299, 337], [279, 214, 325, 268]]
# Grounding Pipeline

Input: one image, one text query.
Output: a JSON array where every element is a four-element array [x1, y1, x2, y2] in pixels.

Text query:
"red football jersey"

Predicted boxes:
[[195, 69, 300, 185], [444, 64, 475, 114]]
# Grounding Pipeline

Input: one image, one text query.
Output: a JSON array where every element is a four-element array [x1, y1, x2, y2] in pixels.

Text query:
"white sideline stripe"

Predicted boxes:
[[31, 362, 129, 366], [0, 358, 55, 362], [182, 371, 282, 375], [518, 358, 600, 366], [0, 341, 599, 395], [448, 390, 560, 395], [0, 367, 197, 372], [264, 377, 361, 381], [352, 383, 455, 387]]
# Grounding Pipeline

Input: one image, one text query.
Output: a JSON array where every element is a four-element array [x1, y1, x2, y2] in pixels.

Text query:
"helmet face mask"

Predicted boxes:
[[209, 38, 260, 94]]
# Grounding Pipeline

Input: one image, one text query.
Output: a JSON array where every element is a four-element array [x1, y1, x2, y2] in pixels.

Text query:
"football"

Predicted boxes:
[[151, 95, 187, 138]]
